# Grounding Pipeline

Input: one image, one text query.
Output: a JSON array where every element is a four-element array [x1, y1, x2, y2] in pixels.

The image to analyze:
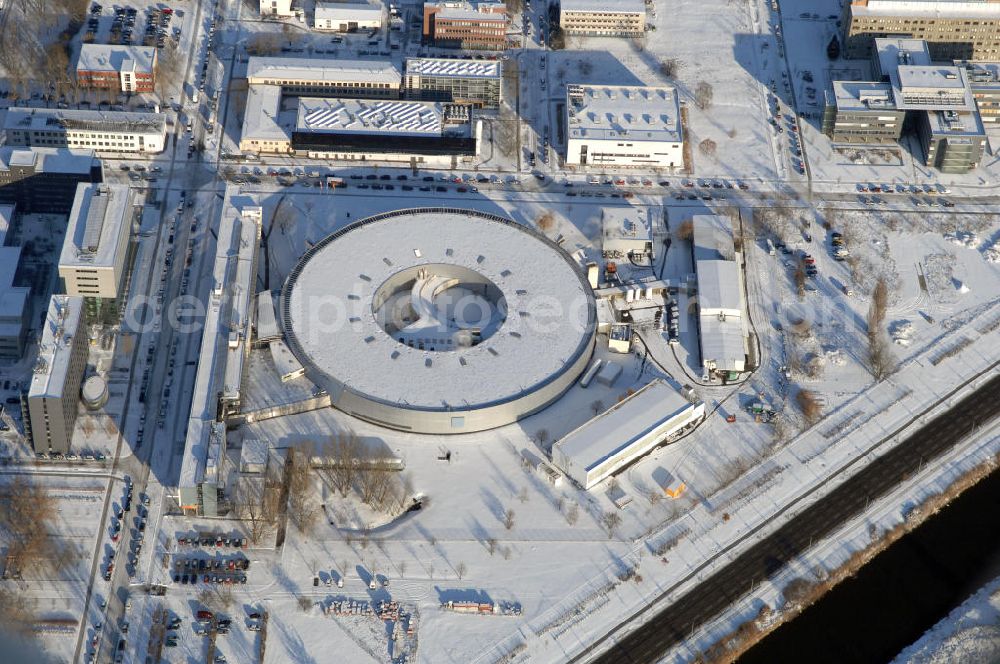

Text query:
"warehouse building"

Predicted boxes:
[[551, 380, 704, 490], [422, 1, 508, 50], [692, 215, 748, 377], [26, 295, 88, 454], [3, 107, 167, 155], [558, 0, 646, 37], [246, 57, 401, 98], [59, 184, 135, 321], [0, 148, 102, 214], [565, 84, 683, 169], [314, 0, 385, 31], [291, 97, 478, 164], [843, 0, 1000, 61], [76, 44, 157, 93], [404, 57, 502, 108], [821, 81, 904, 144]]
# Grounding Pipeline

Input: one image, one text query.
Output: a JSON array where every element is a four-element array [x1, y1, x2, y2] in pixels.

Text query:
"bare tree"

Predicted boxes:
[[534, 429, 550, 447], [590, 400, 604, 415], [694, 81, 714, 111], [455, 562, 467, 580], [602, 511, 622, 539], [698, 138, 718, 158], [659, 58, 682, 79], [297, 596, 312, 612], [676, 219, 694, 240], [796, 389, 822, 426], [486, 538, 498, 556], [866, 277, 895, 380], [287, 444, 319, 535], [503, 508, 516, 530], [234, 475, 280, 545], [248, 33, 282, 56], [320, 431, 361, 498], [566, 503, 579, 526], [535, 211, 556, 234]]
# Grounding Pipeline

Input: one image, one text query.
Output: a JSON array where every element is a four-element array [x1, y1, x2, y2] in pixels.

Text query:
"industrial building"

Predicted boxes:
[[76, 44, 157, 93], [551, 380, 704, 490], [692, 215, 748, 377], [601, 207, 653, 261], [0, 148, 102, 214], [245, 57, 402, 98], [178, 197, 261, 516], [259, 0, 293, 17], [822, 81, 904, 144], [290, 97, 478, 164], [843, 0, 1000, 61], [314, 0, 385, 31], [404, 57, 502, 109], [59, 184, 135, 321], [3, 107, 167, 155], [565, 84, 684, 169], [558, 0, 646, 37], [280, 208, 597, 434], [0, 206, 29, 359], [422, 1, 509, 50], [26, 295, 88, 454]]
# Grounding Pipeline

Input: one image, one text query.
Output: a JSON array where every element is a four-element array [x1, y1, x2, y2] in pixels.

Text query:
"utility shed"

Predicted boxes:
[[602, 207, 652, 260], [551, 379, 704, 489]]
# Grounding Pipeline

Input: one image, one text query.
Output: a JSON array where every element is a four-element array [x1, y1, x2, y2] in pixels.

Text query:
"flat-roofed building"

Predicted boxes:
[[404, 57, 502, 108], [3, 107, 167, 155], [239, 84, 294, 154], [246, 57, 401, 98], [314, 0, 385, 31], [919, 107, 987, 172], [259, 0, 293, 17], [957, 61, 1000, 122], [844, 0, 1000, 61], [601, 206, 652, 260], [291, 97, 478, 163], [559, 0, 645, 37], [565, 84, 683, 169], [0, 240, 30, 360], [76, 44, 157, 93], [59, 184, 134, 321], [692, 215, 748, 376], [822, 81, 905, 144], [872, 37, 931, 81], [26, 295, 88, 454], [0, 148, 102, 214], [551, 379, 704, 489], [423, 1, 508, 50]]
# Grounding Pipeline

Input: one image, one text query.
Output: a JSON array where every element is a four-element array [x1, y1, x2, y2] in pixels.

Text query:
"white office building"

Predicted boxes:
[[551, 380, 704, 489], [314, 0, 385, 31], [559, 0, 645, 37], [246, 57, 401, 98], [565, 84, 683, 169], [3, 107, 167, 155]]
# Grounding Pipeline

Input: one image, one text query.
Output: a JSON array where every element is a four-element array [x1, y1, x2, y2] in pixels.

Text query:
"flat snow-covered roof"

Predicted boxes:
[[697, 259, 741, 315], [832, 81, 899, 112], [567, 85, 681, 144], [77, 44, 156, 74], [0, 147, 98, 174], [241, 84, 291, 142], [296, 97, 460, 136], [406, 57, 501, 79], [553, 380, 695, 472], [246, 57, 401, 86], [28, 295, 84, 399], [60, 183, 131, 269], [560, 0, 644, 13], [315, 1, 383, 20], [852, 0, 1000, 19], [4, 107, 166, 134]]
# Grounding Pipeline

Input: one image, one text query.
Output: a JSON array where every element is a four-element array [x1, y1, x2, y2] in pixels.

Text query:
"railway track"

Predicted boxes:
[[582, 371, 1000, 664]]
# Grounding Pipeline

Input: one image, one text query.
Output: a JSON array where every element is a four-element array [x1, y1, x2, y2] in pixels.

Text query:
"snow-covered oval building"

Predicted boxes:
[[280, 208, 597, 434]]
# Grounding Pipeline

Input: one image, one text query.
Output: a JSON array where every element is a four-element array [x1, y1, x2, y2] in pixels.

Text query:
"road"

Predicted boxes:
[[579, 369, 1000, 664]]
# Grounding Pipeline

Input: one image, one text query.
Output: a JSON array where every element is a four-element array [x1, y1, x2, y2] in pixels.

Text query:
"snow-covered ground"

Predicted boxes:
[[892, 575, 1000, 664]]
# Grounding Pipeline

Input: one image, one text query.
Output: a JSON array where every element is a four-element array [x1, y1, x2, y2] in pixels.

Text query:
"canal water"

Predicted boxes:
[[739, 467, 1000, 664]]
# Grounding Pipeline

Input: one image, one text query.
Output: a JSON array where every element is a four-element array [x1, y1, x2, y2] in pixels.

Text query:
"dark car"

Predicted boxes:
[[436, 186, 446, 192]]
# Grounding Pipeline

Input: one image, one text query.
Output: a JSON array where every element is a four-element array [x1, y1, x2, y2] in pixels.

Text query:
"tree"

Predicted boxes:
[[534, 429, 550, 447], [566, 503, 579, 526], [249, 33, 282, 56], [549, 27, 566, 50], [796, 389, 822, 426], [455, 562, 467, 580], [866, 277, 895, 380], [698, 138, 718, 158], [535, 211, 556, 234], [320, 431, 361, 498], [503, 508, 516, 530], [486, 538, 498, 556], [602, 511, 622, 539], [234, 475, 280, 544], [694, 81, 714, 111], [659, 58, 682, 79], [287, 444, 319, 535], [590, 400, 604, 416]]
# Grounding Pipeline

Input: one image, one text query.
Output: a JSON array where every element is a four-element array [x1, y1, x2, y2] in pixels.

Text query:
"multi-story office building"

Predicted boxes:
[[3, 107, 167, 155], [0, 148, 102, 214], [314, 0, 384, 31], [422, 1, 508, 50], [843, 0, 1000, 61], [872, 37, 931, 81], [0, 207, 29, 359], [822, 81, 905, 144], [291, 97, 478, 164], [565, 84, 684, 169], [76, 44, 157, 93], [59, 184, 134, 321], [558, 0, 645, 37], [956, 61, 1000, 122], [239, 85, 294, 154], [404, 57, 502, 108], [245, 57, 402, 98], [919, 107, 987, 172], [259, 0, 293, 17], [26, 295, 88, 454]]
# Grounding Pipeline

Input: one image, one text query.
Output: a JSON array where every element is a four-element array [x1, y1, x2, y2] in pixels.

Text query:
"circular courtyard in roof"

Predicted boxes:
[[280, 208, 597, 434]]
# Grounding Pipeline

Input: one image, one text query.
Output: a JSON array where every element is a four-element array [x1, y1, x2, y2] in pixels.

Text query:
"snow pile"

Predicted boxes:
[[982, 239, 1000, 264], [892, 577, 1000, 664], [890, 321, 915, 347], [944, 231, 978, 249]]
